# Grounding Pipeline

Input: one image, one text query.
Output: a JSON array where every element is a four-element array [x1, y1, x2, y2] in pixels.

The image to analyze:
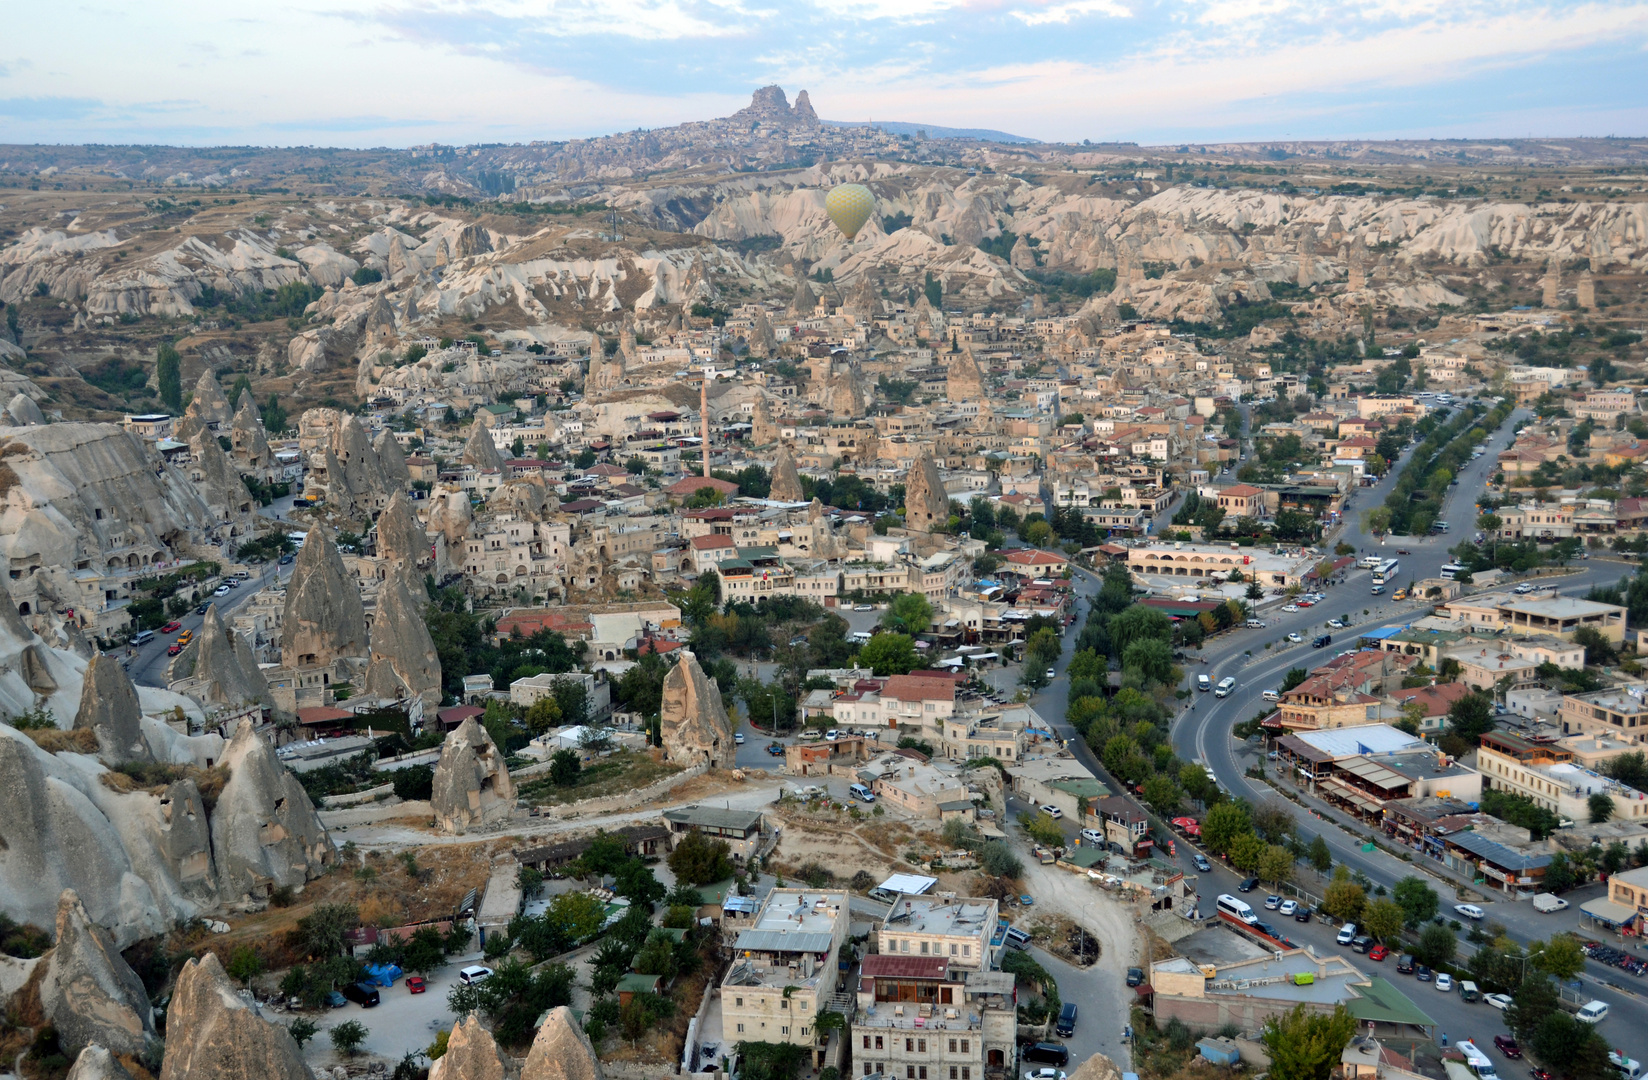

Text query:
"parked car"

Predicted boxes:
[[1279, 900, 1298, 916], [1396, 955, 1415, 974], [195, 603, 209, 615], [1293, 906, 1311, 923], [1238, 877, 1258, 893], [1282, 604, 1300, 613], [213, 585, 231, 596], [1080, 828, 1105, 845], [1414, 964, 1432, 982], [160, 621, 182, 634], [1327, 619, 1345, 629], [176, 630, 192, 644], [1493, 1035, 1520, 1059], [280, 553, 295, 565], [1454, 903, 1485, 920], [167, 644, 183, 656], [1024, 1070, 1067, 1080], [341, 982, 380, 1007], [1193, 855, 1212, 872], [1368, 945, 1389, 962], [1046, 668, 1057, 679], [733, 732, 745, 744], [1039, 804, 1063, 819], [325, 991, 347, 1008], [854, 604, 874, 611], [407, 977, 426, 994], [1286, 633, 1303, 643], [1483, 993, 1512, 1011], [1435, 973, 1453, 992], [1126, 967, 1145, 987], [767, 742, 784, 755], [458, 965, 493, 986], [1264, 895, 1281, 910]]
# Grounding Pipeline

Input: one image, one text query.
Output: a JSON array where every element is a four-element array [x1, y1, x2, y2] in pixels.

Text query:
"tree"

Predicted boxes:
[[403, 925, 448, 975], [1109, 604, 1174, 657], [980, 841, 1023, 879], [1308, 835, 1332, 875], [857, 633, 918, 676], [1229, 833, 1264, 874], [1024, 520, 1053, 546], [1392, 877, 1439, 928], [295, 903, 359, 958], [288, 1017, 319, 1048], [1446, 691, 1496, 744], [1257, 844, 1293, 887], [1530, 934, 1585, 981], [1528, 1011, 1612, 1080], [1415, 923, 1457, 968], [226, 946, 264, 986], [331, 1019, 370, 1056], [884, 593, 934, 636], [1202, 802, 1251, 856], [548, 747, 582, 787], [156, 343, 182, 411], [1506, 976, 1559, 1042], [1142, 776, 1182, 817], [1260, 1003, 1358, 1080], [1588, 792, 1614, 823], [1323, 867, 1366, 923], [1024, 811, 1065, 848], [1361, 898, 1404, 943], [668, 831, 734, 886], [1122, 637, 1175, 686]]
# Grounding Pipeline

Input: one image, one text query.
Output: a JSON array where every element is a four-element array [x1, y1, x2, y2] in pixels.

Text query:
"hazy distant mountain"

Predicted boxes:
[[823, 118, 1036, 144]]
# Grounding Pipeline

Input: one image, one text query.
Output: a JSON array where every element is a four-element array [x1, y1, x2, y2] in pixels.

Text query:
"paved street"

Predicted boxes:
[[128, 560, 292, 689]]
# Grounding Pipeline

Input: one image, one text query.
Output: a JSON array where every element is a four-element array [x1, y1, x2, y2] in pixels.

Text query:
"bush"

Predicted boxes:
[[667, 831, 734, 886], [979, 841, 1023, 879], [391, 765, 434, 801], [330, 1019, 369, 1056]]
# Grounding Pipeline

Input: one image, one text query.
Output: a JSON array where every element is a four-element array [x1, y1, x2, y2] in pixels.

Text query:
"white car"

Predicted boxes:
[[825, 729, 839, 741], [854, 603, 874, 611], [1454, 903, 1485, 920], [1279, 900, 1298, 916], [1483, 993, 1513, 1011], [1024, 1070, 1067, 1080], [213, 585, 231, 596], [733, 733, 745, 744], [1282, 604, 1300, 613], [1286, 632, 1303, 643], [1039, 804, 1063, 819], [1327, 619, 1345, 629], [1434, 973, 1453, 992], [1262, 690, 1280, 701]]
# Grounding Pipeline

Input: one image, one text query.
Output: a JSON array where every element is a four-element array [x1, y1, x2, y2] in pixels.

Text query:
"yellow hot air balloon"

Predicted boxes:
[[825, 183, 875, 241]]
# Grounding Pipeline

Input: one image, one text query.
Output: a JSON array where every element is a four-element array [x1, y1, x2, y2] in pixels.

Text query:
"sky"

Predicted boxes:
[[1, 1, 1646, 147]]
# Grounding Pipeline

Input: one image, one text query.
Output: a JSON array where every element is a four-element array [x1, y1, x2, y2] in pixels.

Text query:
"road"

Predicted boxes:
[[127, 560, 292, 689]]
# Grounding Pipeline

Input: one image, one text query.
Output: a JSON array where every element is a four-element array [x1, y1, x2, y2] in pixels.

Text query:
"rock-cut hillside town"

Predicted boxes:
[[0, 84, 1647, 1080]]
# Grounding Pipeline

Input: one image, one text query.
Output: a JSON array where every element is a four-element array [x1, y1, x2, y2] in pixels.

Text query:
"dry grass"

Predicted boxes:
[[97, 764, 229, 810], [22, 727, 98, 754], [517, 749, 681, 807]]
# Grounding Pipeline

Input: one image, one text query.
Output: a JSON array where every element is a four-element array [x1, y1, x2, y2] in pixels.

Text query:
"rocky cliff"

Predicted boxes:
[[159, 952, 313, 1080], [174, 604, 273, 716], [903, 455, 950, 533], [364, 576, 442, 708], [72, 655, 153, 766], [372, 490, 431, 599], [430, 717, 515, 835], [280, 528, 367, 669], [519, 1006, 601, 1080], [768, 447, 804, 502], [658, 652, 733, 770], [461, 423, 504, 471], [209, 719, 332, 905], [428, 1016, 515, 1080], [39, 889, 157, 1057]]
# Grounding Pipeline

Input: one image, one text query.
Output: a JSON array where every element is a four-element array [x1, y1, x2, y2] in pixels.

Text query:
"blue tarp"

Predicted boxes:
[[363, 963, 403, 987], [1358, 626, 1406, 640]]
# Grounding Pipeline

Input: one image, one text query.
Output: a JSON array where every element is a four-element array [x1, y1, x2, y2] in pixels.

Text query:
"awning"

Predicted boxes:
[[1580, 897, 1640, 926], [1320, 776, 1384, 813]]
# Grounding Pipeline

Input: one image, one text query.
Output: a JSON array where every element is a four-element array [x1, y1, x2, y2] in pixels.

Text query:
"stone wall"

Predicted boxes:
[[320, 783, 395, 808], [530, 761, 708, 820], [317, 798, 431, 828]]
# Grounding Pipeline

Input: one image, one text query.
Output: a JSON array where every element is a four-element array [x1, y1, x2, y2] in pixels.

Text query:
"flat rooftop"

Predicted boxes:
[[1174, 926, 1273, 967], [1499, 597, 1621, 619], [1205, 951, 1365, 1004], [1291, 724, 1428, 759], [746, 889, 848, 941], [882, 897, 997, 942]]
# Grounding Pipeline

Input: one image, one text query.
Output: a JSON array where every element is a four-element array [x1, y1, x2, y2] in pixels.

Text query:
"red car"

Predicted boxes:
[[406, 976, 426, 994], [167, 644, 183, 656], [160, 621, 182, 634], [1396, 549, 1411, 555], [1367, 945, 1389, 962], [1493, 1035, 1521, 1059]]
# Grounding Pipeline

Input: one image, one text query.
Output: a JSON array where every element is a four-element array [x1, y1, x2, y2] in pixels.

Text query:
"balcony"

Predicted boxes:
[[854, 1005, 984, 1032]]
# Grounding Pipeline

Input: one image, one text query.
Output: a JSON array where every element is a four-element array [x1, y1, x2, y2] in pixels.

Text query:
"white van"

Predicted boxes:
[[1261, 689, 1280, 701], [131, 630, 155, 646], [849, 783, 876, 803], [1197, 674, 1211, 692], [1215, 677, 1236, 698], [1577, 999, 1610, 1023], [1336, 923, 1358, 945], [1245, 619, 1266, 629], [1216, 893, 1258, 925]]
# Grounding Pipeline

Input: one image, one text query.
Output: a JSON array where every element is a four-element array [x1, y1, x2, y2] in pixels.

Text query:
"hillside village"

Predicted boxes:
[[0, 89, 1647, 1080]]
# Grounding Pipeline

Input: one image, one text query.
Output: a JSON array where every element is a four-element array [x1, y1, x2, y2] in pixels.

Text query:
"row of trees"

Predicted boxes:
[[1366, 397, 1513, 536]]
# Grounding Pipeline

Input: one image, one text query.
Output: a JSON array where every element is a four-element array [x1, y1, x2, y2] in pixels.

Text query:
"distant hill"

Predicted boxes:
[[822, 118, 1036, 144]]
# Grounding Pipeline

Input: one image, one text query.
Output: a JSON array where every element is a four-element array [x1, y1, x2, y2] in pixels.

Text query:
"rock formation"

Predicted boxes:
[[159, 952, 313, 1080], [519, 1006, 602, 1080], [430, 716, 516, 835], [429, 1016, 515, 1080], [7, 392, 45, 425], [229, 398, 271, 471], [461, 423, 504, 472], [335, 414, 388, 508], [210, 719, 332, 904], [750, 396, 778, 446], [1066, 1051, 1123, 1080], [150, 778, 217, 904], [658, 652, 734, 770], [189, 371, 235, 429], [177, 604, 272, 715], [73, 655, 152, 765], [769, 446, 804, 502], [65, 1046, 137, 1080], [903, 454, 950, 533], [364, 577, 442, 707], [185, 429, 254, 531], [945, 350, 986, 402], [280, 529, 367, 669], [372, 429, 412, 492], [40, 889, 157, 1057], [373, 490, 431, 599]]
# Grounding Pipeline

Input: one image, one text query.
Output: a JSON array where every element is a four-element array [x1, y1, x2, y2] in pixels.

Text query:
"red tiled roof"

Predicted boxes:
[[1221, 483, 1264, 497], [861, 954, 948, 979], [690, 534, 737, 550], [1395, 682, 1471, 717], [882, 675, 957, 703], [436, 705, 484, 726], [666, 476, 740, 496], [297, 706, 354, 726], [1002, 549, 1065, 566]]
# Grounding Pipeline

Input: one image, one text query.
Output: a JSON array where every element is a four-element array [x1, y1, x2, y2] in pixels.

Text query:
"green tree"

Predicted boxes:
[[1109, 604, 1174, 658], [1528, 1011, 1612, 1080], [1415, 923, 1457, 968], [980, 841, 1023, 879], [1024, 520, 1053, 546], [1308, 835, 1332, 875], [295, 903, 359, 958], [1392, 876, 1439, 928], [549, 748, 581, 787], [1229, 832, 1264, 873], [1323, 867, 1366, 922], [1024, 811, 1065, 848], [226, 945, 264, 985], [1588, 792, 1614, 823], [331, 1019, 370, 1056], [667, 831, 734, 886], [1447, 691, 1496, 744], [1260, 1003, 1358, 1080], [1122, 636, 1175, 686], [857, 633, 918, 676], [1530, 934, 1585, 981], [1258, 844, 1293, 887], [1361, 898, 1404, 942], [288, 1017, 319, 1048], [1202, 801, 1251, 856], [884, 593, 934, 636], [1506, 976, 1559, 1042], [1141, 775, 1182, 817], [156, 343, 182, 411]]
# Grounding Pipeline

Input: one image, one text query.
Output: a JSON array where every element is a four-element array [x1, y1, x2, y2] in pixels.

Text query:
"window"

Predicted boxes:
[[901, 939, 909, 953], [735, 998, 743, 1007], [920, 1069, 928, 1079], [866, 1066, 875, 1077], [962, 1069, 971, 1079], [950, 1071, 958, 1080], [920, 941, 929, 955], [907, 1069, 916, 1080], [906, 1040, 914, 1053], [961, 1041, 969, 1054], [736, 1024, 744, 1033], [962, 945, 970, 957], [950, 944, 957, 955], [949, 1040, 957, 1053], [781, 999, 789, 1009], [875, 1037, 884, 1050], [801, 1029, 809, 1038], [918, 1040, 926, 1053], [864, 1037, 871, 1050], [781, 1027, 789, 1036]]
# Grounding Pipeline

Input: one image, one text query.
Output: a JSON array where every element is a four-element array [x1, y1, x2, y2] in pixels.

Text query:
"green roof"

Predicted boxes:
[[482, 403, 515, 414], [1347, 977, 1435, 1028], [617, 973, 663, 992], [1050, 778, 1109, 799], [1062, 844, 1107, 869]]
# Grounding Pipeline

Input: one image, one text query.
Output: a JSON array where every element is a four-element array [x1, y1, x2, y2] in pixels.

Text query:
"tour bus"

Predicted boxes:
[[1216, 894, 1259, 925], [1372, 559, 1400, 583], [1440, 563, 1467, 580]]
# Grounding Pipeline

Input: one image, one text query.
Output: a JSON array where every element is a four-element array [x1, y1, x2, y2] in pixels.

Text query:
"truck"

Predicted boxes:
[[1532, 894, 1570, 913]]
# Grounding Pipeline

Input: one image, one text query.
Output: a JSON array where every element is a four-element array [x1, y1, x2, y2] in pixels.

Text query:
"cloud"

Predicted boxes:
[[1010, 0, 1130, 26]]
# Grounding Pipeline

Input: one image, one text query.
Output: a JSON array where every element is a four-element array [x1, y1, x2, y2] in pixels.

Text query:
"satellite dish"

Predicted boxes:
[[825, 184, 875, 241]]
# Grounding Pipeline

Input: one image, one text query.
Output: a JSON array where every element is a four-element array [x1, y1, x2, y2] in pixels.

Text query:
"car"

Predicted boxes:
[[1484, 993, 1512, 1011], [1396, 955, 1415, 974], [1193, 855, 1212, 872], [1024, 1070, 1067, 1080], [854, 604, 874, 611], [280, 553, 295, 565], [1126, 967, 1145, 987], [1287, 632, 1303, 643], [1368, 945, 1389, 962], [1414, 964, 1432, 982], [1327, 619, 1345, 629], [1396, 549, 1411, 555], [213, 585, 231, 596], [1279, 900, 1298, 916], [733, 732, 745, 744], [766, 742, 784, 755], [1293, 907, 1311, 923], [1039, 804, 1062, 819], [195, 604, 209, 615], [1297, 600, 1315, 608], [325, 990, 347, 1008], [224, 579, 239, 588], [167, 643, 183, 656], [1392, 589, 1408, 601], [407, 976, 426, 994], [1238, 877, 1258, 893], [825, 729, 839, 741], [1261, 689, 1280, 701], [1370, 585, 1384, 594], [458, 965, 493, 986], [1435, 973, 1453, 992], [1493, 1035, 1520, 1059], [1530, 1070, 1554, 1080], [1019, 895, 1034, 906], [1046, 668, 1057, 679], [1282, 604, 1300, 613], [176, 630, 192, 644], [160, 621, 182, 634], [1264, 895, 1281, 910], [1454, 903, 1485, 920]]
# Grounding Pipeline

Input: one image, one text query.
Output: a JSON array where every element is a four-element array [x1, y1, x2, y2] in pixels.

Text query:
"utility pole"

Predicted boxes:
[[701, 365, 713, 480]]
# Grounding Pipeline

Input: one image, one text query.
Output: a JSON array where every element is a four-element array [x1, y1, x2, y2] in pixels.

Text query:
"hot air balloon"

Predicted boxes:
[[825, 183, 875, 241]]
